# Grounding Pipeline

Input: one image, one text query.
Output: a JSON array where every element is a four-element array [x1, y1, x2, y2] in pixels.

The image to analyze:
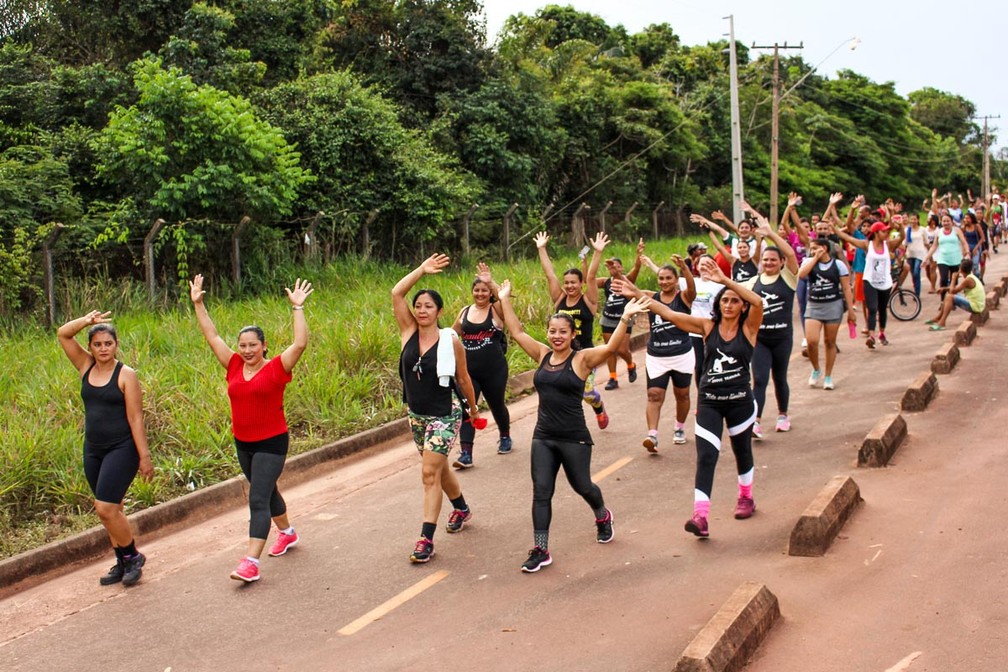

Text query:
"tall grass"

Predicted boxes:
[[0, 238, 690, 557]]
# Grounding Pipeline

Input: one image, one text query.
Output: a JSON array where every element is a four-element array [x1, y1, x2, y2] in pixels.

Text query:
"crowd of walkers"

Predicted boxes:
[[58, 188, 995, 586]]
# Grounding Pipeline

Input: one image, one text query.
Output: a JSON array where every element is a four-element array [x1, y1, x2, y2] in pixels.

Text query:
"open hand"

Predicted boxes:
[[420, 253, 450, 275], [285, 278, 314, 307]]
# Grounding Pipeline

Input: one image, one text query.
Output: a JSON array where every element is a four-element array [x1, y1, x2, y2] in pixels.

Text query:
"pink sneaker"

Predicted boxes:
[[775, 415, 791, 432], [268, 530, 299, 557], [684, 513, 709, 538], [734, 496, 756, 519], [230, 558, 260, 582]]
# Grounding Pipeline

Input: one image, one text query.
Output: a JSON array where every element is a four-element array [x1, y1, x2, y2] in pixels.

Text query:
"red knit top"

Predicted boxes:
[[226, 353, 292, 442]]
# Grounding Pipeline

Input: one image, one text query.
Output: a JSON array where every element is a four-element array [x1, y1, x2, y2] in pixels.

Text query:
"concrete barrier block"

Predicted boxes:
[[508, 368, 536, 396], [992, 285, 1004, 301], [954, 319, 977, 346], [858, 413, 907, 467], [674, 582, 780, 672], [901, 371, 939, 412], [970, 306, 990, 325], [789, 476, 863, 557], [986, 290, 1000, 310], [1000, 276, 1008, 295], [930, 342, 960, 375]]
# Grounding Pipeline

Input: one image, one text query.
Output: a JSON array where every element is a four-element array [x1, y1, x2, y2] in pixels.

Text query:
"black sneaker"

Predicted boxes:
[[604, 378, 619, 391], [521, 547, 552, 573], [121, 552, 145, 587], [99, 560, 124, 586], [595, 509, 614, 543], [627, 365, 638, 383], [446, 508, 471, 533], [410, 537, 434, 563], [497, 437, 513, 454]]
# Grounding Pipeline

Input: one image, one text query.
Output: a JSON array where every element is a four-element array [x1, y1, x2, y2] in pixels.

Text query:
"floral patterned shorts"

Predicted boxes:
[[408, 402, 463, 456]]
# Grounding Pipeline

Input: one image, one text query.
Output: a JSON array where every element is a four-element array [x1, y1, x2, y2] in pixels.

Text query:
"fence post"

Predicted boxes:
[[652, 201, 665, 240], [304, 211, 324, 260], [622, 202, 639, 231], [144, 218, 166, 301], [541, 203, 555, 223], [232, 215, 251, 286], [598, 201, 613, 233], [362, 209, 379, 259], [572, 202, 590, 246], [462, 204, 479, 257], [502, 203, 519, 260], [42, 223, 66, 328]]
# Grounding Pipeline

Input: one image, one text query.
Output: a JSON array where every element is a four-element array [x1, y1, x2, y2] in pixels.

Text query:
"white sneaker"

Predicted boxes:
[[808, 370, 821, 387], [752, 421, 764, 439]]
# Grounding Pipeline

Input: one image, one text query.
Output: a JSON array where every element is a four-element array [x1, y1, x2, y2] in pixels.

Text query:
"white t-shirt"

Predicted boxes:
[[683, 277, 724, 338]]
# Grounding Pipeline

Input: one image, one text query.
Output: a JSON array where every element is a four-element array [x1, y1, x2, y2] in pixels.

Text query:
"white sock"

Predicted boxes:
[[246, 556, 260, 566], [280, 526, 295, 535]]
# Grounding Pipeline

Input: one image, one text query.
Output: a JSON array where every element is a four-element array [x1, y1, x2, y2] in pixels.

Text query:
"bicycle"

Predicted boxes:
[[888, 269, 922, 321]]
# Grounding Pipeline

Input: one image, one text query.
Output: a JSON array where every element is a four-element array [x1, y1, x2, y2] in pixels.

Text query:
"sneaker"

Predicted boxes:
[[452, 451, 474, 469], [596, 409, 609, 430], [230, 557, 259, 583], [808, 370, 821, 387], [604, 377, 619, 391], [752, 421, 763, 439], [595, 509, 614, 543], [823, 376, 835, 391], [121, 552, 145, 587], [497, 437, 513, 455], [866, 335, 876, 349], [446, 508, 472, 533], [800, 337, 808, 358], [99, 559, 124, 586], [409, 538, 434, 563], [775, 415, 791, 432], [734, 496, 756, 519], [878, 333, 889, 346], [674, 428, 687, 444], [643, 434, 658, 453], [521, 547, 552, 573], [268, 530, 299, 557], [684, 513, 709, 538], [627, 365, 638, 383]]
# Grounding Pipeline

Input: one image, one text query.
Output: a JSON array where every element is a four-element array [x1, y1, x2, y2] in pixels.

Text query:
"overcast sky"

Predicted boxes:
[[482, 0, 1007, 153]]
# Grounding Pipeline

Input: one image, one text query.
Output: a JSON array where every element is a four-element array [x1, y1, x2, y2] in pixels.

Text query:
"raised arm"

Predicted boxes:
[[496, 280, 550, 362], [755, 219, 798, 274], [189, 274, 234, 369], [701, 258, 763, 343], [639, 254, 660, 274], [711, 209, 739, 234], [391, 253, 450, 341], [583, 231, 609, 313], [534, 232, 563, 304], [612, 276, 706, 335], [279, 278, 313, 373], [675, 254, 697, 304], [57, 311, 110, 374], [576, 296, 651, 371], [626, 238, 645, 283], [831, 222, 868, 250]]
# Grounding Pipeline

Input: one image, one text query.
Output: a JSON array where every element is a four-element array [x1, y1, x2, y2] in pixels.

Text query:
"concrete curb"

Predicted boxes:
[[673, 581, 780, 672], [954, 319, 977, 346], [900, 371, 939, 412], [857, 413, 908, 467], [986, 290, 1000, 311], [1000, 276, 1008, 295], [970, 306, 990, 325], [788, 476, 863, 557], [930, 342, 960, 374]]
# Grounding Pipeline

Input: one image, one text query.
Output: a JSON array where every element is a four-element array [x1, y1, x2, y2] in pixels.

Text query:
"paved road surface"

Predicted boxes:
[[2, 255, 1006, 672]]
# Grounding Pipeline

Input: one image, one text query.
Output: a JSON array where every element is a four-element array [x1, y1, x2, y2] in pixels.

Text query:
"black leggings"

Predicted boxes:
[[235, 434, 289, 539], [862, 282, 891, 333], [83, 437, 139, 503], [530, 438, 604, 531], [752, 334, 792, 418], [691, 337, 704, 391], [694, 395, 757, 498], [937, 263, 958, 299], [459, 360, 511, 444]]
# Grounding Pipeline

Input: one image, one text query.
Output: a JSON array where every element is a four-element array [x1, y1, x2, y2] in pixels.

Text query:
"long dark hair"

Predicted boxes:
[[87, 323, 118, 344], [709, 286, 750, 326]]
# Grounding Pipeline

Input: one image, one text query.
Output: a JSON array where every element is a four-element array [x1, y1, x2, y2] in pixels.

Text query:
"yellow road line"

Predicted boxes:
[[338, 570, 450, 636], [593, 456, 633, 483]]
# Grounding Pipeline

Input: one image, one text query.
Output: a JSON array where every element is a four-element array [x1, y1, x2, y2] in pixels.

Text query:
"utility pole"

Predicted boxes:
[[976, 114, 1001, 197], [725, 16, 745, 225], [751, 40, 802, 224]]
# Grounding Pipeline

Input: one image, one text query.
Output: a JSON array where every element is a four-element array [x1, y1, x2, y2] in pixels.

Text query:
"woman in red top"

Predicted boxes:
[[190, 274, 313, 583]]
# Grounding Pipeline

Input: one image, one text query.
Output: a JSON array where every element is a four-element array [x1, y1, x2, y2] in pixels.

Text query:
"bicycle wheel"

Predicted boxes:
[[888, 288, 921, 321]]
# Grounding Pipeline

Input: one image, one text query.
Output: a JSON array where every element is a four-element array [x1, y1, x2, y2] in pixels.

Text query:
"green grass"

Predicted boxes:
[[0, 237, 691, 558]]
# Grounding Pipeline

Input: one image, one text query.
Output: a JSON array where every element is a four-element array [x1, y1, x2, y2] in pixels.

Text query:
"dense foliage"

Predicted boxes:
[[0, 1, 1003, 316]]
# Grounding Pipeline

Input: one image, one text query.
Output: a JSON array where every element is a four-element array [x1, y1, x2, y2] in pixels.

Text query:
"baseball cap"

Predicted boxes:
[[869, 221, 888, 235]]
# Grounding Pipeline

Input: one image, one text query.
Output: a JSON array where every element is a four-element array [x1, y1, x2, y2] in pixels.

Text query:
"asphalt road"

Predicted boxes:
[[2, 254, 1006, 672]]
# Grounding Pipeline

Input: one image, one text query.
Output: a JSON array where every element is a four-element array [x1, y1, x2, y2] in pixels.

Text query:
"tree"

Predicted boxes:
[[908, 87, 978, 145]]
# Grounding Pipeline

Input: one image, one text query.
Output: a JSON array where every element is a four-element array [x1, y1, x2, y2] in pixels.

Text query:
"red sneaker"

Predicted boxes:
[[268, 530, 299, 557], [685, 513, 709, 538], [230, 558, 260, 582], [596, 410, 610, 429]]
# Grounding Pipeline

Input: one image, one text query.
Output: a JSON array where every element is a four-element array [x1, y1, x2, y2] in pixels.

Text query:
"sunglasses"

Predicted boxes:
[[412, 358, 422, 379]]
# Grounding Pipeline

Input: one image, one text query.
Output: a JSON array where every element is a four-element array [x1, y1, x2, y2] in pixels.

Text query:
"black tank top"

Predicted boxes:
[[647, 291, 692, 357], [532, 352, 592, 444], [459, 305, 507, 365], [699, 325, 753, 399], [80, 361, 133, 447], [399, 331, 454, 416], [752, 273, 796, 336], [601, 278, 629, 322], [808, 260, 842, 303], [555, 294, 594, 350], [732, 258, 758, 283]]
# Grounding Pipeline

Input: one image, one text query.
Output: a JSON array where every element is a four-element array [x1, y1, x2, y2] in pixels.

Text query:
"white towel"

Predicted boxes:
[[436, 327, 457, 387]]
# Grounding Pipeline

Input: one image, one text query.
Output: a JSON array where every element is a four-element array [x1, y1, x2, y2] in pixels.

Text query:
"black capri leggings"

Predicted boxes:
[[235, 433, 289, 539], [694, 395, 757, 498], [83, 437, 139, 503], [937, 263, 958, 299], [531, 438, 604, 531], [459, 361, 511, 444], [752, 333, 792, 418], [862, 281, 891, 333]]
